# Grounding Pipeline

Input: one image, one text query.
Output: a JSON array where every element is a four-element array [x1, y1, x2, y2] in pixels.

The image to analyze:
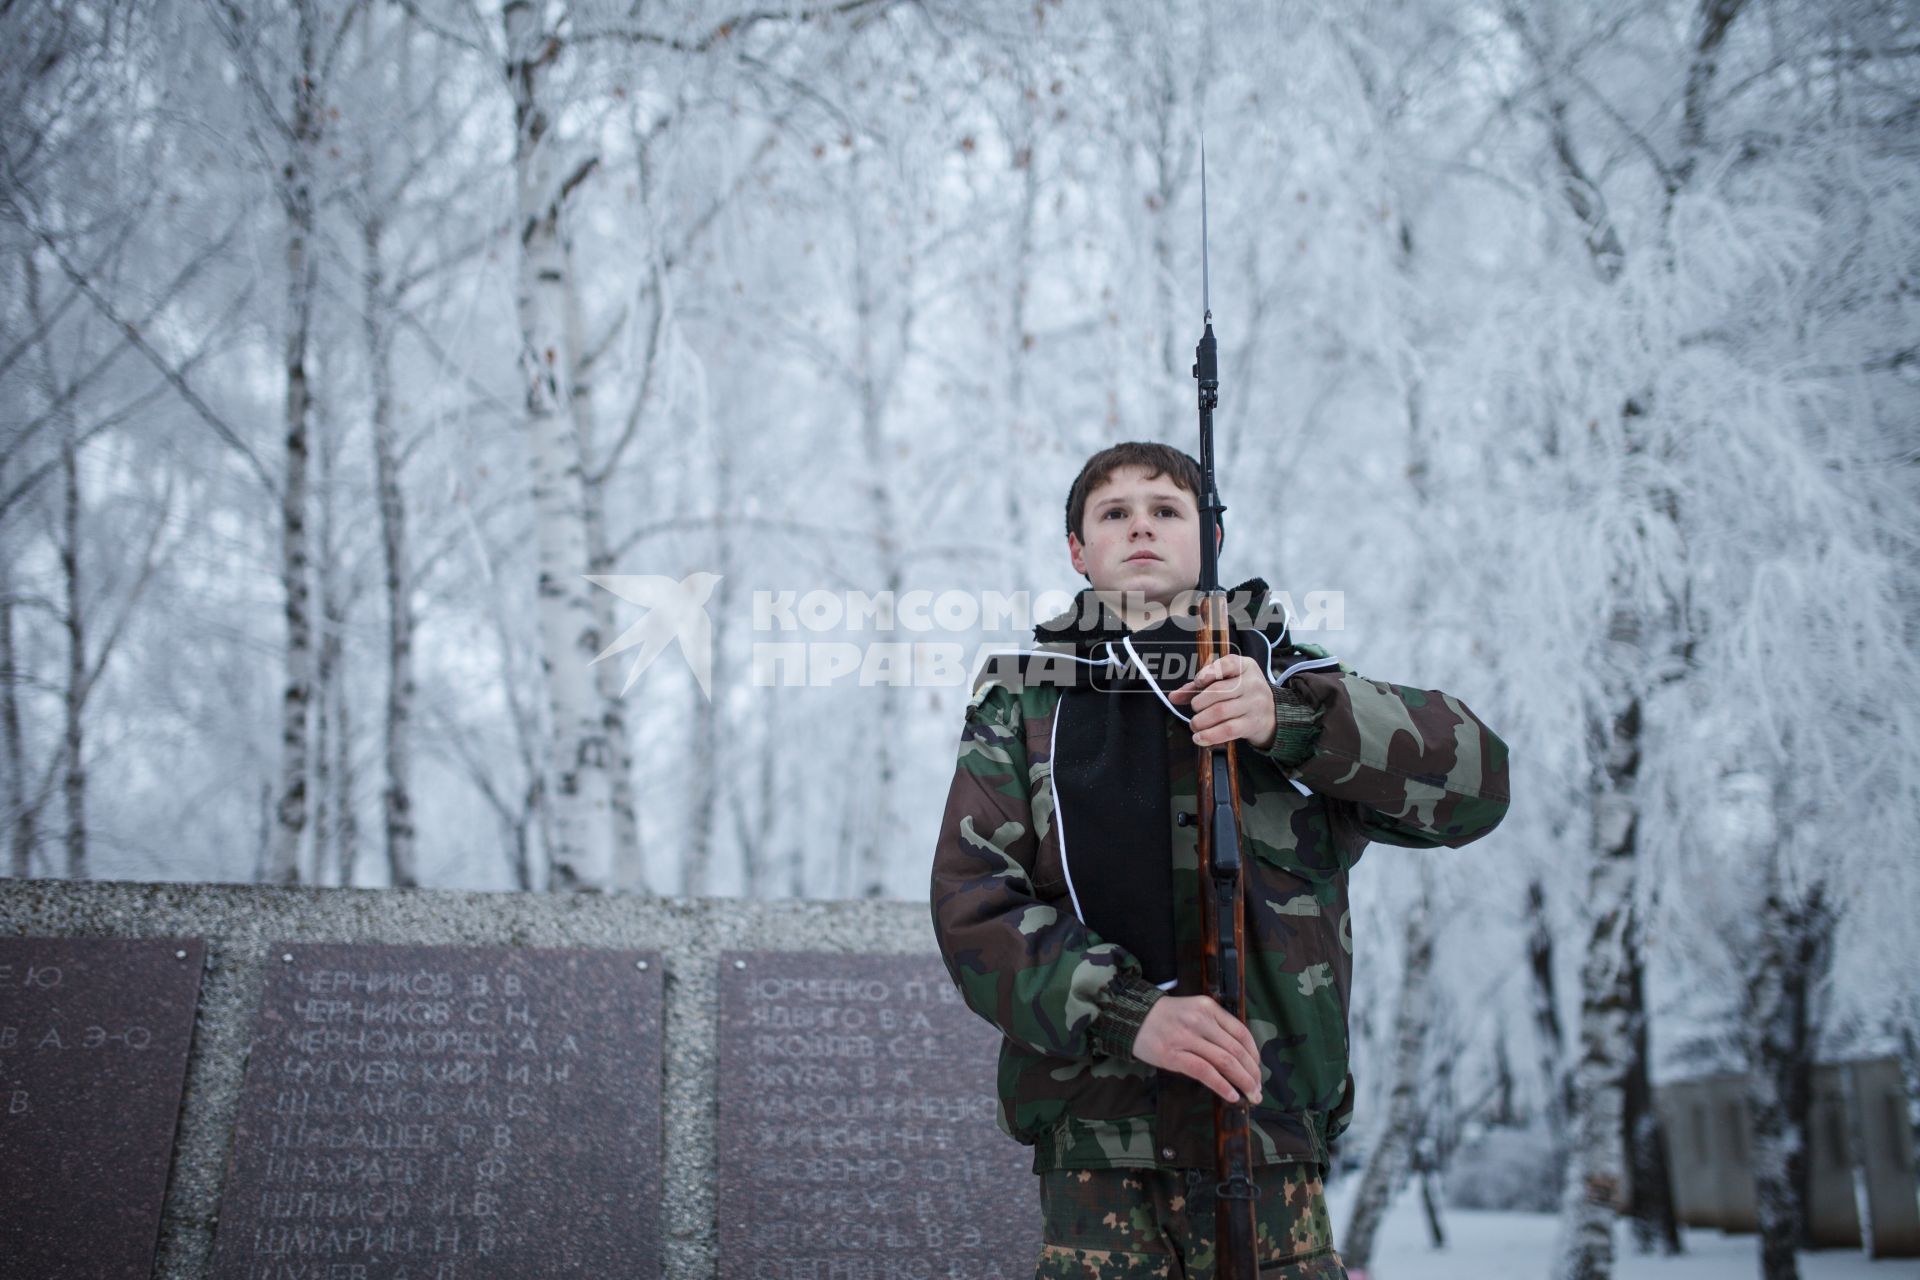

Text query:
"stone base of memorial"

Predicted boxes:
[[0, 878, 1044, 1279]]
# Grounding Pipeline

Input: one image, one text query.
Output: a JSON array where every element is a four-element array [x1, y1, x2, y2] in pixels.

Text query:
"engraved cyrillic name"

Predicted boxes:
[[717, 953, 1039, 1279], [211, 945, 662, 1279]]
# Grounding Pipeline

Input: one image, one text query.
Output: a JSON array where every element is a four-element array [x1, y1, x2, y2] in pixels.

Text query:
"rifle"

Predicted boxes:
[[1191, 139, 1261, 1277]]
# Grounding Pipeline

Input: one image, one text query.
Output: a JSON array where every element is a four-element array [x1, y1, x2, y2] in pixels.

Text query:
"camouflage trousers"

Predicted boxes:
[[1034, 1164, 1346, 1279]]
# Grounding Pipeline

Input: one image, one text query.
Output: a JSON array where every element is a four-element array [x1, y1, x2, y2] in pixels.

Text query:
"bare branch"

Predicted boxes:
[[1563, 65, 1676, 190], [610, 512, 880, 562], [0, 217, 139, 385], [26, 229, 277, 494], [204, 0, 294, 140], [575, 302, 630, 377], [391, 218, 513, 299], [565, 0, 897, 54], [1675, 0, 1751, 188], [390, 0, 494, 57], [412, 485, 524, 584], [316, 0, 373, 91], [1, 211, 253, 469], [1714, 43, 1920, 112], [387, 308, 520, 428], [559, 153, 600, 202], [77, 473, 176, 707], [0, 280, 260, 524]]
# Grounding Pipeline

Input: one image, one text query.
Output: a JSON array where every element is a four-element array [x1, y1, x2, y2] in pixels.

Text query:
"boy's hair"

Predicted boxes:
[[1064, 441, 1206, 540]]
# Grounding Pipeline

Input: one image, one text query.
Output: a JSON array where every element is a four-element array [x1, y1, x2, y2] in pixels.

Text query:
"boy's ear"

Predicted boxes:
[[1067, 532, 1087, 577]]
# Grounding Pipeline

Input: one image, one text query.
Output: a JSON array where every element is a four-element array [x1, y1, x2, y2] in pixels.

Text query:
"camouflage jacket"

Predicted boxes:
[[929, 638, 1511, 1174]]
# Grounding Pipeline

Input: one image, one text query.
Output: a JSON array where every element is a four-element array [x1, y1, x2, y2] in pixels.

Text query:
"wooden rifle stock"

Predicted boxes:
[[1196, 592, 1260, 1275]]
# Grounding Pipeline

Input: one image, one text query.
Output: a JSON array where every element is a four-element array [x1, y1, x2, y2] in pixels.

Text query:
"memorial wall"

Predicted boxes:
[[0, 879, 1041, 1279]]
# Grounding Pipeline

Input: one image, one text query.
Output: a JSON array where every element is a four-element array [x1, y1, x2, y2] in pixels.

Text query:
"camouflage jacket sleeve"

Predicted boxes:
[[930, 679, 1162, 1060], [1264, 669, 1511, 849]]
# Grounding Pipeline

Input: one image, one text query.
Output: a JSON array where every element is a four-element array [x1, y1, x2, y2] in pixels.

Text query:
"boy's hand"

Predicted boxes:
[[1132, 994, 1263, 1105], [1169, 655, 1276, 748]]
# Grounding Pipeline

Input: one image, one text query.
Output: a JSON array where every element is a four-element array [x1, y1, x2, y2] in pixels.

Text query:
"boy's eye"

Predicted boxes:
[[1157, 506, 1180, 518], [1103, 508, 1125, 519]]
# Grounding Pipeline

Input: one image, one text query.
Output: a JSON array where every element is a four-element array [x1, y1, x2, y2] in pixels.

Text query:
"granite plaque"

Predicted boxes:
[[0, 936, 206, 1280], [717, 952, 1040, 1278], [210, 943, 663, 1279]]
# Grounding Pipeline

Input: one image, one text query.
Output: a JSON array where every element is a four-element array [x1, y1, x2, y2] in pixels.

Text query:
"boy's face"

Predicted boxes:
[[1067, 464, 1213, 607]]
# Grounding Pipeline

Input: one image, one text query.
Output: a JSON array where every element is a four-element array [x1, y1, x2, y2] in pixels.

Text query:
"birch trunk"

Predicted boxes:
[[1625, 935, 1682, 1252], [474, 521, 549, 894], [333, 661, 357, 885], [504, 0, 616, 890], [313, 396, 340, 887], [364, 213, 417, 888], [735, 693, 779, 899], [320, 404, 358, 888], [1145, 45, 1182, 405], [1417, 1141, 1446, 1249], [1003, 88, 1037, 553], [563, 236, 642, 891], [60, 433, 85, 880], [26, 255, 87, 881], [1340, 227, 1445, 1271], [1521, 4, 1752, 1269], [849, 152, 905, 901], [1552, 693, 1642, 1280], [1492, 1023, 1517, 1127], [685, 444, 737, 898], [312, 517, 359, 891], [1743, 828, 1831, 1280], [1527, 876, 1571, 1135], [266, 0, 321, 885], [2, 556, 34, 877], [1339, 881, 1435, 1271]]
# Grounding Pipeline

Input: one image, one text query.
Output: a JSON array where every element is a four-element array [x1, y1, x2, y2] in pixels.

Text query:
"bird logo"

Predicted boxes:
[[585, 573, 723, 698]]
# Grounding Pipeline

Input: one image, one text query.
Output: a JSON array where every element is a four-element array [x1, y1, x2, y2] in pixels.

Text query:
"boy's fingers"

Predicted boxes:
[[1174, 660, 1252, 703], [1211, 1044, 1260, 1101], [1183, 1038, 1253, 1102], [1193, 716, 1251, 746], [1192, 1002, 1261, 1085], [1207, 1005, 1260, 1062], [1192, 1013, 1244, 1061], [1181, 1012, 1260, 1099], [1191, 686, 1253, 719], [1173, 1052, 1240, 1104]]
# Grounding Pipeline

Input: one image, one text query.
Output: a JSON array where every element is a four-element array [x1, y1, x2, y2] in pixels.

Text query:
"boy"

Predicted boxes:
[[930, 441, 1511, 1278]]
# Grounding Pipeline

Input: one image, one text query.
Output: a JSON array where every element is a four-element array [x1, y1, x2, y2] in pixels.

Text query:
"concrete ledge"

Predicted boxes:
[[0, 878, 936, 1279]]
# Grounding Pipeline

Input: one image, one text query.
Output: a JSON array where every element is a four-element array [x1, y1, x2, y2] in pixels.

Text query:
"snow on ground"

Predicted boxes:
[[1325, 1182, 1920, 1280]]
